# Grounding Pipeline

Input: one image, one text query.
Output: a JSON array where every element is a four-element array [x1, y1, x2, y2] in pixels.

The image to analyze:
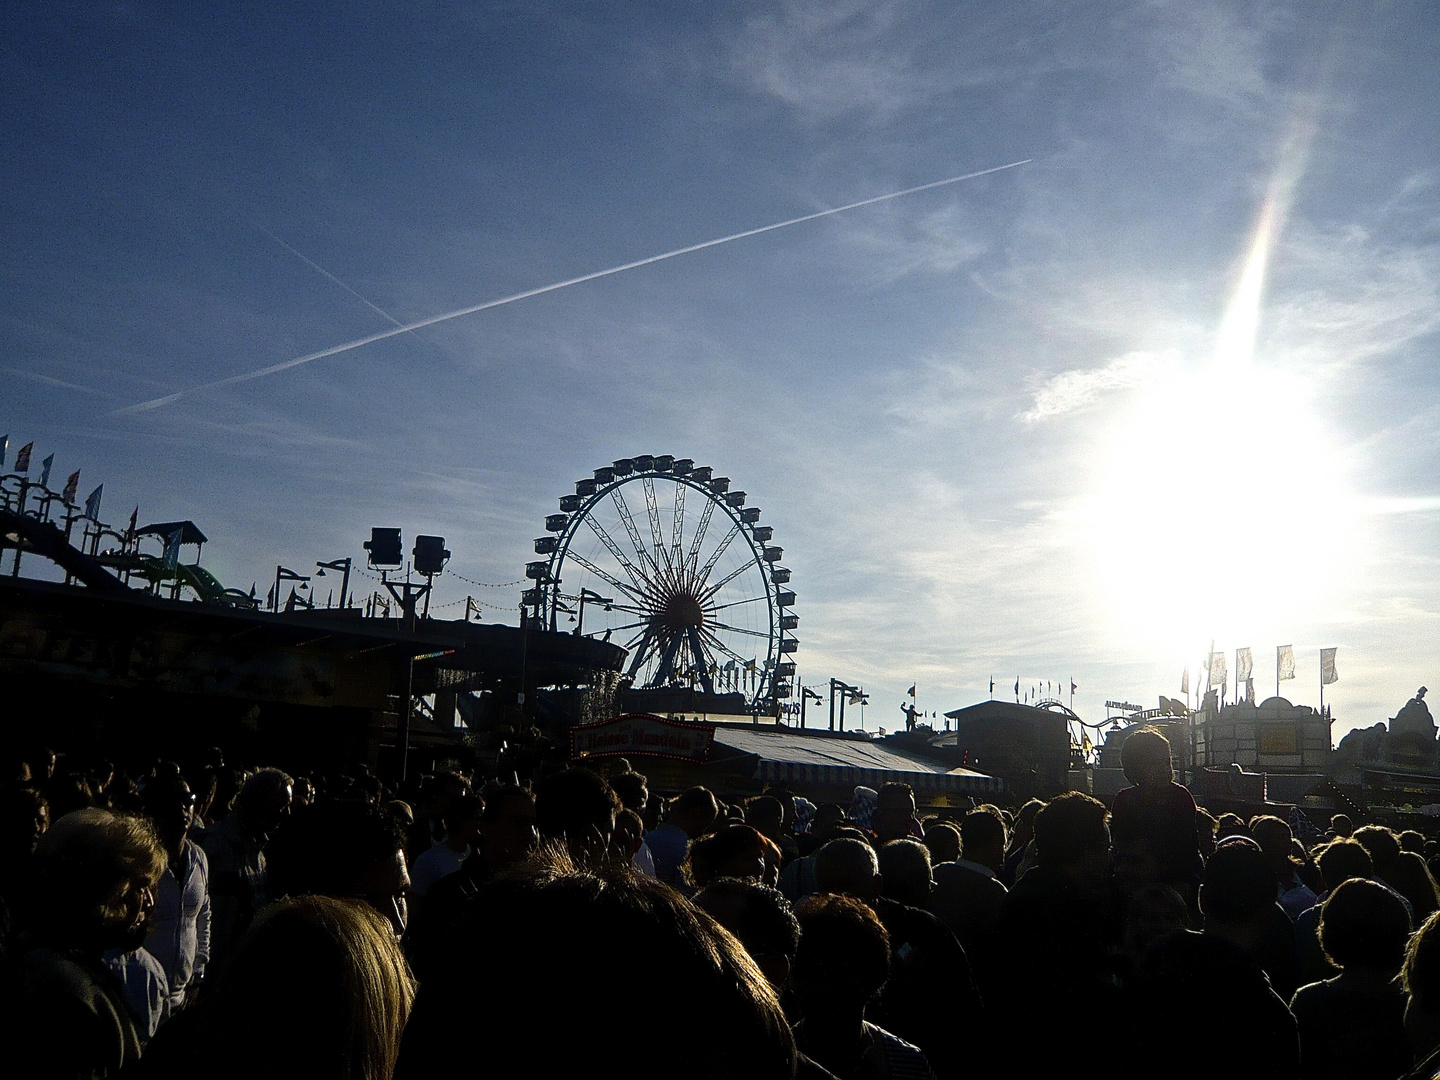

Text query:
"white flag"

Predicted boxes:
[[1209, 650, 1228, 688], [1236, 647, 1253, 682], [1180, 665, 1189, 695], [1278, 644, 1296, 681], [1321, 648, 1338, 686], [1245, 677, 1256, 704]]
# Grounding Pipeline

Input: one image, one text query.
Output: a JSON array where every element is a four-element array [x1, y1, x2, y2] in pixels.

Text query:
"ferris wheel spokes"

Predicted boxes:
[[562, 549, 649, 607], [609, 487, 664, 583], [700, 557, 752, 603], [693, 523, 741, 592], [578, 517, 653, 598]]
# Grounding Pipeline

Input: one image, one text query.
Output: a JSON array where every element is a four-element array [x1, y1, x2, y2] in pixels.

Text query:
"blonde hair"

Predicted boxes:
[[220, 896, 415, 1080], [36, 808, 166, 927]]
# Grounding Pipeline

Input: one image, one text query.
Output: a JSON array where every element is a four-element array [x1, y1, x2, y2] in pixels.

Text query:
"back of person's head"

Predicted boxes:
[[877, 783, 915, 812], [686, 825, 768, 889], [961, 805, 1007, 861], [440, 794, 483, 838], [1120, 728, 1173, 784], [31, 808, 165, 949], [1215, 813, 1249, 842], [693, 879, 801, 989], [810, 803, 847, 839], [1354, 825, 1401, 873], [1317, 838, 1374, 892], [1387, 851, 1440, 922], [1402, 830, 1427, 855], [1123, 883, 1189, 958], [872, 783, 916, 842], [745, 796, 785, 838], [533, 769, 619, 858], [1032, 792, 1110, 870], [266, 801, 409, 933], [607, 771, 648, 814], [207, 896, 414, 1080], [396, 853, 793, 1080], [1248, 815, 1294, 861], [1200, 842, 1275, 923], [1016, 798, 1045, 831], [814, 837, 881, 900], [921, 820, 961, 865], [673, 786, 720, 837], [1330, 813, 1354, 838], [1318, 878, 1412, 974], [877, 839, 932, 907], [791, 894, 890, 1016], [1406, 912, 1440, 1057], [0, 784, 49, 858]]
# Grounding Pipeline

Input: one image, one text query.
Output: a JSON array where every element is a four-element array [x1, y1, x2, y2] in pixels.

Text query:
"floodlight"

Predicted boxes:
[[365, 527, 403, 569], [413, 535, 450, 575]]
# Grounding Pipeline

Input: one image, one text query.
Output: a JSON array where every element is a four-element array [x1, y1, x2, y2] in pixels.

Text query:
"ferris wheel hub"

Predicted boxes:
[[659, 590, 705, 632]]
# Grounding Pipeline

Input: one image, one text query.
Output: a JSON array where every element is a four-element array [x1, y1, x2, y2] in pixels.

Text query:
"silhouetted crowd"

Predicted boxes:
[[5, 726, 1440, 1080]]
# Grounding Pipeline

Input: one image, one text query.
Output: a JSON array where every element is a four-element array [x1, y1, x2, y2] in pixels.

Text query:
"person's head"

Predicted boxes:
[[477, 785, 537, 869], [0, 784, 50, 857], [1199, 841, 1275, 949], [1402, 830, 1428, 855], [31, 808, 166, 953], [666, 786, 718, 840], [1406, 912, 1440, 1058], [1317, 838, 1374, 893], [791, 894, 890, 1023], [1249, 815, 1296, 865], [1354, 825, 1401, 875], [1330, 813, 1354, 838], [266, 801, 411, 936], [611, 807, 646, 862], [1123, 883, 1189, 959], [141, 774, 196, 855], [1387, 851, 1440, 922], [1195, 808, 1218, 859], [206, 896, 415, 1080], [810, 803, 847, 841], [1033, 793, 1111, 891], [694, 878, 801, 990], [1318, 878, 1412, 976], [235, 768, 294, 837], [877, 839, 932, 908], [399, 853, 794, 1079], [534, 769, 620, 863], [1121, 728, 1174, 785], [814, 836, 882, 901], [686, 825, 769, 889], [960, 806, 1008, 871], [440, 794, 484, 847], [872, 783, 916, 843], [745, 796, 785, 841], [1012, 798, 1045, 848], [608, 771, 649, 814], [921, 820, 961, 865], [1215, 813, 1249, 842]]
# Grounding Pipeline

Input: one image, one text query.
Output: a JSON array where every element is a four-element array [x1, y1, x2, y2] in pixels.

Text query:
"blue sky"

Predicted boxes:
[[5, 2, 1439, 739]]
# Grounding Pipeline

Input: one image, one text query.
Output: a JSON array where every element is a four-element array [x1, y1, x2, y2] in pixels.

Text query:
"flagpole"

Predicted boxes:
[[1319, 651, 1324, 718]]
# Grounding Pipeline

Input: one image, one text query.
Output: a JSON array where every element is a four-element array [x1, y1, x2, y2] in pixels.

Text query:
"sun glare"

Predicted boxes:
[[1079, 162, 1356, 659]]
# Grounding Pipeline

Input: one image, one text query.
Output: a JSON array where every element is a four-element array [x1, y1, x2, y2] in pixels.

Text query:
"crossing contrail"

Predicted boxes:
[[115, 159, 1030, 414]]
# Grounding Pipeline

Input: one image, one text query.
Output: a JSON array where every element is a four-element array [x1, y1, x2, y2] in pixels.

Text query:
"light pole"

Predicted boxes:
[[315, 558, 352, 608], [274, 566, 310, 612], [800, 685, 823, 729]]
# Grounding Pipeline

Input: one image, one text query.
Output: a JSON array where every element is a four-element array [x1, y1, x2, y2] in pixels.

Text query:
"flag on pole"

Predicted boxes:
[[266, 583, 276, 608], [989, 677, 995, 694], [61, 470, 80, 506], [0, 434, 7, 468], [1278, 645, 1296, 681], [1181, 665, 1189, 695], [125, 506, 139, 544], [1209, 650, 1228, 689], [907, 685, 916, 697], [1245, 677, 1256, 704], [39, 454, 54, 488], [14, 442, 33, 473], [1236, 647, 1253, 682], [1321, 648, 1339, 685], [83, 485, 103, 521], [1071, 679, 1078, 694], [1014, 677, 1020, 697]]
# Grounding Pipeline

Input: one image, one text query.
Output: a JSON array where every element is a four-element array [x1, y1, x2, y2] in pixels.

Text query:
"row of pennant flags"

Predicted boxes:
[[2, 435, 105, 521], [1181, 645, 1339, 697]]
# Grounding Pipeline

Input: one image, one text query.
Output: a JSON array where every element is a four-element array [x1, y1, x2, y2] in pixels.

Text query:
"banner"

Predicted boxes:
[[61, 470, 79, 506], [1245, 677, 1256, 704], [1278, 644, 1296, 681], [1209, 650, 1227, 688], [14, 442, 33, 473], [1236, 647, 1253, 682], [84, 485, 103, 522], [39, 453, 53, 488], [1321, 647, 1339, 686], [1180, 665, 1189, 695]]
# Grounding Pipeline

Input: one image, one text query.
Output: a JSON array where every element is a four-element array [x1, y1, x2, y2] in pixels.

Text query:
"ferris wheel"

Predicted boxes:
[[523, 455, 796, 712]]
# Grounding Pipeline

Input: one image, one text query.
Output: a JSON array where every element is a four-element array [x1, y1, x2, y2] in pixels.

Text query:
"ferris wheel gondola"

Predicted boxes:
[[523, 456, 796, 712]]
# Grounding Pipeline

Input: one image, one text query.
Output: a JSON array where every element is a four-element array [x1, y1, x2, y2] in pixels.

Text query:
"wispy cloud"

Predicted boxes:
[[1021, 350, 1173, 423]]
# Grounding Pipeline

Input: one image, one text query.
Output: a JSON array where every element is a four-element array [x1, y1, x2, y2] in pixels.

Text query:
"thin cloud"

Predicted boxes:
[[1021, 350, 1172, 423]]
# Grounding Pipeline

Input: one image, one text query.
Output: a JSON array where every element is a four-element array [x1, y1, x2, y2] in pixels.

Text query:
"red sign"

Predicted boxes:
[[570, 713, 715, 763]]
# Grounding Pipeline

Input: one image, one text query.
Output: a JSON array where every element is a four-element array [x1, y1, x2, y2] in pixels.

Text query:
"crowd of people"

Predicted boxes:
[[4, 726, 1440, 1080]]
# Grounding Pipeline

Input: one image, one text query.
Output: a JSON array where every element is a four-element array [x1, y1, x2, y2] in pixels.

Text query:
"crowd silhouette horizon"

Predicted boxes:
[[4, 726, 1440, 1080]]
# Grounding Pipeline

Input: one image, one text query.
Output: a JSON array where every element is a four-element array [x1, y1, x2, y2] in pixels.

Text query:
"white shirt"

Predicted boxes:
[[411, 841, 470, 896]]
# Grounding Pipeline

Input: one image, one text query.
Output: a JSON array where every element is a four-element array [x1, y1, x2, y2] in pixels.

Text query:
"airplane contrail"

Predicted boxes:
[[115, 159, 1030, 414], [252, 222, 407, 330]]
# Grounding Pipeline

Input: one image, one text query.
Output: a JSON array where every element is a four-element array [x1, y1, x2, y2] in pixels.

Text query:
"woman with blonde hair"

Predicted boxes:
[[142, 895, 415, 1080]]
